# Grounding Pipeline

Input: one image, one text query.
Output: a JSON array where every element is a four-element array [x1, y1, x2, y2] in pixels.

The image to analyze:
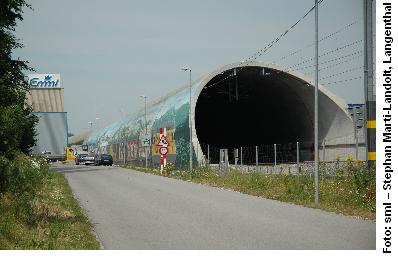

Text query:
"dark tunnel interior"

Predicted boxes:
[[195, 67, 318, 164]]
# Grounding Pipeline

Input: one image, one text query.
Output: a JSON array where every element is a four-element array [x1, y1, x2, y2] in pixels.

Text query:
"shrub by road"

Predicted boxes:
[[0, 154, 99, 249]]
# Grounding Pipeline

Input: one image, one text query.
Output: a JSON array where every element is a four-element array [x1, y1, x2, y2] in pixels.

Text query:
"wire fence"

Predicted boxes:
[[204, 141, 313, 166], [201, 134, 366, 167]]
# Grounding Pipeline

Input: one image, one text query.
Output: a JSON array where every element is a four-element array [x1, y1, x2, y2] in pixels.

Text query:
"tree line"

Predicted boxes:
[[0, 0, 37, 159]]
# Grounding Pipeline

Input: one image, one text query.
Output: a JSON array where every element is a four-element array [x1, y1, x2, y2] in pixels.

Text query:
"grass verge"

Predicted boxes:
[[120, 161, 375, 220], [0, 155, 99, 249]]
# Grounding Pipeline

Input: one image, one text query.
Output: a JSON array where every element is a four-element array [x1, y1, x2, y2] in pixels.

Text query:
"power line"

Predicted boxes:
[[203, 0, 325, 90], [246, 0, 325, 63], [303, 54, 363, 76], [292, 50, 363, 72], [285, 39, 363, 70], [319, 66, 363, 80], [271, 18, 361, 64], [245, 0, 323, 62], [318, 54, 363, 71], [323, 76, 363, 85]]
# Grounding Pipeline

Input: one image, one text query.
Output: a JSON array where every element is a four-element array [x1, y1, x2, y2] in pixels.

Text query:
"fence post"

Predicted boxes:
[[353, 108, 358, 160], [274, 143, 277, 166], [296, 141, 300, 173], [124, 142, 127, 164], [207, 144, 210, 164], [240, 146, 243, 166], [196, 140, 199, 166], [255, 146, 258, 169], [322, 139, 326, 161]]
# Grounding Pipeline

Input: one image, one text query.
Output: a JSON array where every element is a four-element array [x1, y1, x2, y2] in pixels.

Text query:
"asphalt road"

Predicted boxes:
[[52, 163, 375, 250]]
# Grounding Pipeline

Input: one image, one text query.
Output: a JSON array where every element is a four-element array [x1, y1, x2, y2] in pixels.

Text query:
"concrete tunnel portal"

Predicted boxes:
[[77, 62, 354, 165], [193, 64, 353, 164]]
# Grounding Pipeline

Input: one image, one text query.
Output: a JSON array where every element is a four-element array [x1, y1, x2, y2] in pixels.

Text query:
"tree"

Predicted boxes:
[[0, 0, 37, 157]]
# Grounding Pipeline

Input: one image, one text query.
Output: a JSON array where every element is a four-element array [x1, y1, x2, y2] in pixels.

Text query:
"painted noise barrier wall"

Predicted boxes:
[[84, 61, 357, 168]]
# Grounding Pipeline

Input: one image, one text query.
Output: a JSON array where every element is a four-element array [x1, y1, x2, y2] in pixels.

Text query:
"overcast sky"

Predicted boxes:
[[14, 0, 364, 135]]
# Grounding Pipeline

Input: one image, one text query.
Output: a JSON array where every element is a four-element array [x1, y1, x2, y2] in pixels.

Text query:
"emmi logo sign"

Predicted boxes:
[[28, 74, 61, 88]]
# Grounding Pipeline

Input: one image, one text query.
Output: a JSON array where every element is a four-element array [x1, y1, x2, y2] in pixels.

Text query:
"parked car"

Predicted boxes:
[[82, 154, 96, 165], [75, 153, 88, 165], [94, 154, 113, 166]]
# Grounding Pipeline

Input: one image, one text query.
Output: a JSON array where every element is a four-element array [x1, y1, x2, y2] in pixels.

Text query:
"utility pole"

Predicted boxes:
[[363, 0, 376, 166], [314, 0, 319, 204], [181, 67, 193, 171], [140, 95, 148, 169]]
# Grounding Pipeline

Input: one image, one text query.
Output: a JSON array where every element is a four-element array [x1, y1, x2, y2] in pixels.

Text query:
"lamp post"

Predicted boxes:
[[140, 95, 148, 169], [314, 0, 319, 205], [88, 118, 99, 153], [94, 117, 100, 153], [181, 66, 192, 171], [87, 121, 93, 152]]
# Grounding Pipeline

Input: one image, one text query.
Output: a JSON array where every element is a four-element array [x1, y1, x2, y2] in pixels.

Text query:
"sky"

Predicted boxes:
[[14, 0, 365, 135]]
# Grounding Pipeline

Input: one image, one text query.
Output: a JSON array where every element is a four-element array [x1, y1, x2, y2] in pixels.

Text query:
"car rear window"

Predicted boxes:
[[102, 155, 112, 159]]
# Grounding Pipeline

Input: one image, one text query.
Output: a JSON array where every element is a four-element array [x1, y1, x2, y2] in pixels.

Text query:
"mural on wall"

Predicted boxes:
[[84, 80, 202, 168]]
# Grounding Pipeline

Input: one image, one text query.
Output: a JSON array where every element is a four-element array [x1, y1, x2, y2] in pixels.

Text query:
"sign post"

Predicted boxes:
[[141, 134, 151, 169], [157, 128, 169, 174]]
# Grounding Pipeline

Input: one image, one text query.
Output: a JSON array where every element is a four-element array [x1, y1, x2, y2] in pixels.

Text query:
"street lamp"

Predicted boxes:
[[89, 117, 100, 128], [88, 117, 100, 152], [140, 95, 148, 169], [140, 95, 148, 134], [181, 66, 192, 171], [314, 0, 319, 205]]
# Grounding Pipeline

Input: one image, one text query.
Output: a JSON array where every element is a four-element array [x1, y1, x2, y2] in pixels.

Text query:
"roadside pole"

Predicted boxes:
[[314, 0, 320, 204], [255, 146, 258, 169], [296, 142, 299, 173], [240, 146, 243, 166]]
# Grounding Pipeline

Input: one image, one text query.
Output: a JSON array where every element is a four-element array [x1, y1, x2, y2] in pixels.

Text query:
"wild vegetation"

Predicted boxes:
[[0, 155, 99, 249], [0, 0, 37, 158], [0, 1, 99, 249]]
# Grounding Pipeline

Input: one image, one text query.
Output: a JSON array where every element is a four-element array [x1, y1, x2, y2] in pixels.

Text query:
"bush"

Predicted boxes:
[[0, 154, 48, 195], [0, 105, 38, 158], [0, 154, 49, 223], [0, 159, 99, 249], [319, 160, 375, 216]]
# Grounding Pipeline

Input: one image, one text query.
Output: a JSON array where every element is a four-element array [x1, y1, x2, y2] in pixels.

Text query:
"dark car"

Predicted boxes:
[[75, 153, 88, 165], [94, 154, 113, 166]]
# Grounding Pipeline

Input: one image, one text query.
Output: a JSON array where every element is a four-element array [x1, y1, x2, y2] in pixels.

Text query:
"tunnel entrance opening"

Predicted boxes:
[[195, 66, 316, 165]]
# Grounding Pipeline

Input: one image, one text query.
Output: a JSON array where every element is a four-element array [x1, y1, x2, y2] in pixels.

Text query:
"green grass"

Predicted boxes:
[[0, 155, 99, 249], [120, 161, 375, 220]]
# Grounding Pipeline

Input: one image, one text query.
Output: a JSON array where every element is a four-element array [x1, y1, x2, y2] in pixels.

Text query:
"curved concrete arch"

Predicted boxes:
[[189, 61, 353, 162], [79, 61, 354, 166]]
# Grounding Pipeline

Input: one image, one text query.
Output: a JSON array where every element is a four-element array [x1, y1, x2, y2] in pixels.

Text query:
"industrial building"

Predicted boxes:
[[26, 74, 68, 157]]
